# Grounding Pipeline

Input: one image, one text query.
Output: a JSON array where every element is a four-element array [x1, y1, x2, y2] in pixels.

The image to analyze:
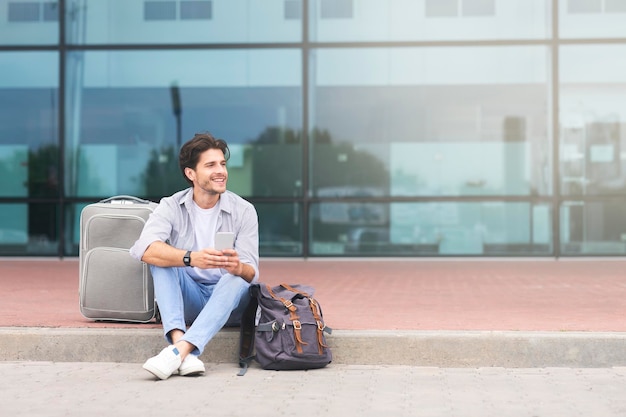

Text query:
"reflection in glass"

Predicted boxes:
[[0, 203, 59, 255], [0, 1, 59, 45], [0, 145, 28, 197], [310, 0, 549, 42], [0, 204, 28, 248], [310, 202, 552, 256], [0, 52, 59, 198], [256, 202, 302, 256], [64, 49, 302, 199], [251, 135, 303, 198], [560, 0, 626, 38], [65, 0, 301, 44], [65, 202, 88, 256], [561, 201, 626, 255], [310, 46, 551, 197], [560, 45, 626, 196]]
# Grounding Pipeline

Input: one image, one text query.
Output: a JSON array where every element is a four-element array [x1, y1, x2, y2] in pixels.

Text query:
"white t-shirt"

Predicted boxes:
[[187, 199, 222, 283]]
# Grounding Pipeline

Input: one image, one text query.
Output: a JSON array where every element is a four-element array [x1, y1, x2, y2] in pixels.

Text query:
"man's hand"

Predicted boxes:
[[190, 248, 237, 270], [190, 248, 252, 281], [220, 249, 244, 276], [142, 242, 254, 282]]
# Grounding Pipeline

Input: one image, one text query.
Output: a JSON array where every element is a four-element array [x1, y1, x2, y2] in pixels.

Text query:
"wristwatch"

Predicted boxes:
[[183, 250, 192, 267]]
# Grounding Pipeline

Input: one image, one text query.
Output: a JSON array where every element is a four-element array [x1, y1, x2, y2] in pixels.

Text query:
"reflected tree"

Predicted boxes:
[[249, 126, 389, 194], [28, 144, 60, 244], [250, 126, 302, 197], [249, 127, 303, 249], [255, 126, 301, 145], [28, 144, 59, 198], [141, 146, 188, 198], [310, 128, 388, 191]]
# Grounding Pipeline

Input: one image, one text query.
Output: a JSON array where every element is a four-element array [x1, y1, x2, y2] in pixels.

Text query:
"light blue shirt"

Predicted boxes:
[[130, 187, 259, 283]]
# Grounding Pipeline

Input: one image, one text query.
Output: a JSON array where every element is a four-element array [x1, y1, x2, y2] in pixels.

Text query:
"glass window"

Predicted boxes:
[[0, 203, 29, 250], [0, 52, 59, 199], [144, 1, 177, 20], [257, 202, 302, 256], [560, 45, 626, 196], [8, 2, 41, 21], [560, 200, 626, 255], [65, 0, 301, 44], [0, 144, 29, 198], [284, 0, 302, 19], [64, 202, 84, 256], [0, 203, 59, 255], [0, 0, 59, 45], [310, 201, 552, 256], [64, 49, 302, 199], [320, 0, 353, 19], [180, 1, 212, 20], [0, 51, 59, 256], [310, 46, 552, 198], [309, 0, 549, 42], [560, 0, 626, 38], [43, 1, 59, 21]]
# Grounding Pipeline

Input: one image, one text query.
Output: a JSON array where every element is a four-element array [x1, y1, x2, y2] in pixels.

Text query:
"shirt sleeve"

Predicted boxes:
[[233, 202, 260, 283], [129, 200, 175, 261]]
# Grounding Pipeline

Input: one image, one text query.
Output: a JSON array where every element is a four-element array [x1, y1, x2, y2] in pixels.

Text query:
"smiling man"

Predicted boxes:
[[130, 132, 259, 380]]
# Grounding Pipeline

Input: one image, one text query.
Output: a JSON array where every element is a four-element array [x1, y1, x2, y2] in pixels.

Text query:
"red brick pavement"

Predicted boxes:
[[1, 258, 625, 331]]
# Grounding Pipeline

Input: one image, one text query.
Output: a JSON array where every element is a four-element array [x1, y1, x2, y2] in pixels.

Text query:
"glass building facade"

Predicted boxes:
[[1, 0, 626, 258]]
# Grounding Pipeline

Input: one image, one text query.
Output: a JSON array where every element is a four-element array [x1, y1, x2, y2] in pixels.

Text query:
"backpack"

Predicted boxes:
[[238, 283, 332, 375]]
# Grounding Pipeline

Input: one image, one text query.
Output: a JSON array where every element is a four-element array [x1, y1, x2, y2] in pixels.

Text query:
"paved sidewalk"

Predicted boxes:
[[2, 361, 626, 417], [2, 258, 626, 367], [2, 257, 626, 331]]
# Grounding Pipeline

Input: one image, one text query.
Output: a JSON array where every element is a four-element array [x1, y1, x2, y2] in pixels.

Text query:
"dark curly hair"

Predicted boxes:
[[179, 132, 230, 186]]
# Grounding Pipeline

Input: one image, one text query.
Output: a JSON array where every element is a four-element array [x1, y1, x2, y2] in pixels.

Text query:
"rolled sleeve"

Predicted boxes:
[[232, 203, 260, 283], [129, 194, 183, 261], [130, 188, 260, 283]]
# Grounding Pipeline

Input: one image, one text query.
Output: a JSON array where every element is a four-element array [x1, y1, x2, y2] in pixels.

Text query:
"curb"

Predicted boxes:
[[2, 327, 626, 367]]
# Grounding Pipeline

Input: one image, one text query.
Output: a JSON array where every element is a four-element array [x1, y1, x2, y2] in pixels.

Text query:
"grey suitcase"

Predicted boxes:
[[79, 195, 158, 322]]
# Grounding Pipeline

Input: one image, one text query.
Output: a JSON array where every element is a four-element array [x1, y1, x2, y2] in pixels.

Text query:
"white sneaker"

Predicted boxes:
[[179, 354, 205, 376], [142, 345, 182, 380]]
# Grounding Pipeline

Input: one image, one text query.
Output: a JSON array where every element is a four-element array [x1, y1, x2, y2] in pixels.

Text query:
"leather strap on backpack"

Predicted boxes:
[[278, 284, 331, 354], [266, 284, 308, 354]]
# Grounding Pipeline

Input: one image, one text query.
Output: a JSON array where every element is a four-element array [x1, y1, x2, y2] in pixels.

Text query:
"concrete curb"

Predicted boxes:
[[3, 327, 626, 367]]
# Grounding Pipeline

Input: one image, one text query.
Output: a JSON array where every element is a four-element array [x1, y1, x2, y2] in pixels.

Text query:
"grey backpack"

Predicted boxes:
[[238, 283, 332, 375]]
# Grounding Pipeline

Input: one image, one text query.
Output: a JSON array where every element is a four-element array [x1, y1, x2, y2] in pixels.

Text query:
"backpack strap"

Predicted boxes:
[[238, 284, 259, 376], [280, 284, 332, 354], [266, 284, 308, 354], [279, 284, 332, 333]]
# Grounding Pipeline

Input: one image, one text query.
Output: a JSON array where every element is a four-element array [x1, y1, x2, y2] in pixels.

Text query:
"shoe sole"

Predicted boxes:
[[142, 362, 173, 380], [179, 365, 205, 376]]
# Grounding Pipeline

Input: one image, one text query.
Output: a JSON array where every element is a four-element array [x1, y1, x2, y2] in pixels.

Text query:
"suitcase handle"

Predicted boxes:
[[99, 195, 152, 205]]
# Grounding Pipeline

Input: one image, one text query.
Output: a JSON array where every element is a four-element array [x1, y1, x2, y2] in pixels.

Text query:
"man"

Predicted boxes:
[[130, 132, 259, 380]]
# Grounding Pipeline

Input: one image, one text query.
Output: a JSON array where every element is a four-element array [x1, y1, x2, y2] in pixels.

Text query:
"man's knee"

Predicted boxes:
[[215, 275, 251, 324]]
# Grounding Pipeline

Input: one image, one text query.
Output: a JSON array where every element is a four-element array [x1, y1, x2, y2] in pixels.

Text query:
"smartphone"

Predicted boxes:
[[215, 231, 235, 251]]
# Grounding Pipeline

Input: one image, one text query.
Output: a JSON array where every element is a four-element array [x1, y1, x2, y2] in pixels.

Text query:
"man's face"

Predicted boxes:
[[189, 148, 228, 195]]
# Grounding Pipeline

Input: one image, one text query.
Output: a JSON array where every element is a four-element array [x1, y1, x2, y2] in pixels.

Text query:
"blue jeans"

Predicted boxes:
[[150, 265, 250, 356]]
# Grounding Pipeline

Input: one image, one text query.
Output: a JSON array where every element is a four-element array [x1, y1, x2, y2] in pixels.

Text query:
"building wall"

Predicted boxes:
[[1, 0, 626, 257]]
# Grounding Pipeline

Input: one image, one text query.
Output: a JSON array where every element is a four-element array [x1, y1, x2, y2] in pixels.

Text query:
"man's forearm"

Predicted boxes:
[[142, 240, 257, 282], [237, 262, 256, 283], [141, 241, 186, 267]]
